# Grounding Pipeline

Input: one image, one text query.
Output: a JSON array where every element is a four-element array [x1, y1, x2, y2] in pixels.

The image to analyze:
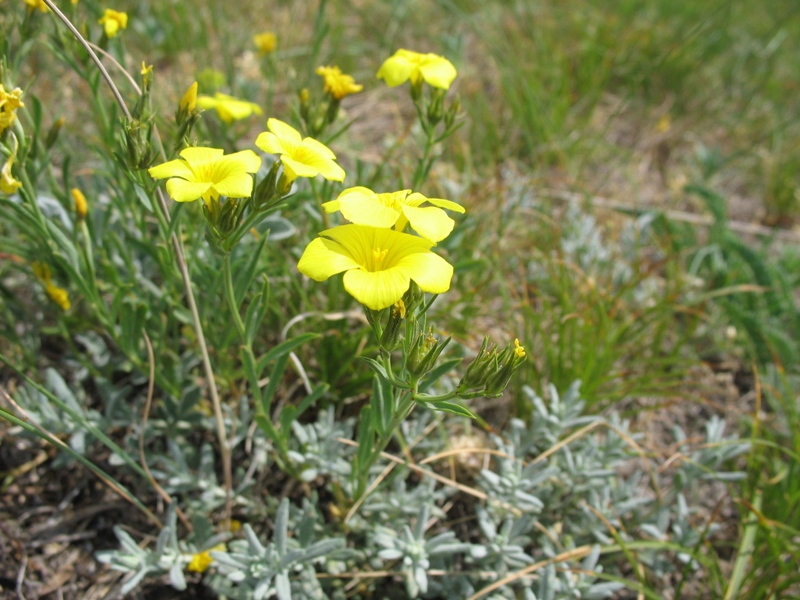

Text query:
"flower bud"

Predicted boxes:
[[252, 160, 281, 211], [427, 88, 446, 127], [179, 81, 198, 114], [445, 95, 461, 130], [457, 338, 526, 398], [406, 327, 450, 379], [379, 299, 406, 350], [45, 117, 65, 149], [71, 187, 88, 219]]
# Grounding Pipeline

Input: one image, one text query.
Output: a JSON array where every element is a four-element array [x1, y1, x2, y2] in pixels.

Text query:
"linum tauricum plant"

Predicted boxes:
[[1, 4, 529, 596]]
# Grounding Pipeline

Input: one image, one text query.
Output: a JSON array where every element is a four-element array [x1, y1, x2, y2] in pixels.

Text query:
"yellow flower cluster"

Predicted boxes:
[[149, 47, 460, 311], [32, 262, 71, 311], [0, 85, 24, 135]]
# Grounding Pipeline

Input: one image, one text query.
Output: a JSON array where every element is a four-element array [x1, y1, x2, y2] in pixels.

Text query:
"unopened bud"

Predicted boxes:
[[180, 81, 198, 113], [71, 187, 88, 219], [406, 327, 450, 379], [45, 117, 65, 149], [427, 88, 445, 126], [379, 300, 406, 350]]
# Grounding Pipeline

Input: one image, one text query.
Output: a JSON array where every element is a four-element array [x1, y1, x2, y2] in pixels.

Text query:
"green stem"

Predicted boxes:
[[222, 253, 287, 457], [412, 125, 437, 189], [356, 382, 418, 498], [309, 178, 330, 229]]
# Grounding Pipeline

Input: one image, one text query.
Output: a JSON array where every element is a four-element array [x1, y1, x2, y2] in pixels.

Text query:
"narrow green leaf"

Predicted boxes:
[[419, 357, 462, 393], [256, 333, 319, 375], [234, 234, 269, 306], [422, 400, 477, 420]]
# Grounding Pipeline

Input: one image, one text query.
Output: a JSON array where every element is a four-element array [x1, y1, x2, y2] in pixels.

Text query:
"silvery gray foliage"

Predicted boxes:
[[468, 505, 534, 574], [95, 503, 225, 595], [211, 498, 344, 600], [94, 379, 749, 599], [287, 406, 354, 482], [373, 503, 472, 598], [523, 551, 624, 600]]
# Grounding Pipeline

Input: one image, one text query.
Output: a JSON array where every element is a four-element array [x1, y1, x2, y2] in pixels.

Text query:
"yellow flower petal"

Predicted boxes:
[[266, 118, 302, 146], [400, 204, 455, 243], [222, 149, 262, 174], [421, 196, 465, 213], [418, 56, 458, 89], [343, 268, 411, 310], [179, 146, 224, 163], [148, 158, 194, 180], [254, 131, 284, 155], [336, 188, 399, 228], [297, 237, 362, 281], [376, 55, 416, 87], [197, 93, 262, 123], [281, 155, 323, 179], [166, 179, 213, 202], [393, 251, 453, 294]]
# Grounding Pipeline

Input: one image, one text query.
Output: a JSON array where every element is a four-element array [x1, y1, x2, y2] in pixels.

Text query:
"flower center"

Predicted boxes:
[[372, 247, 388, 268]]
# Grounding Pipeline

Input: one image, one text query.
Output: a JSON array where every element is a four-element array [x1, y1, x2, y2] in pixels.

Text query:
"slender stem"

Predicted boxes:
[[309, 178, 330, 229], [222, 253, 246, 338], [43, 0, 233, 524]]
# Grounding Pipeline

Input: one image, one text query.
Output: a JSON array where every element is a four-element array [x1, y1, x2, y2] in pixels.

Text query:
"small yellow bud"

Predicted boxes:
[[71, 188, 88, 219], [179, 81, 198, 113], [514, 338, 526, 358]]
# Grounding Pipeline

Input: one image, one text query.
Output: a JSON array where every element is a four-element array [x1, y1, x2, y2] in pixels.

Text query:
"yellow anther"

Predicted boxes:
[[393, 299, 406, 319], [372, 247, 388, 263]]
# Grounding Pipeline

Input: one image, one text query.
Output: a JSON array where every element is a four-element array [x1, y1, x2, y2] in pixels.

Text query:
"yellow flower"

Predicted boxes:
[[196, 93, 262, 124], [253, 31, 277, 54], [24, 0, 48, 12], [1, 151, 22, 195], [0, 85, 25, 135], [98, 9, 128, 39], [72, 188, 88, 218], [377, 49, 457, 90], [255, 118, 345, 183], [514, 338, 525, 358], [31, 262, 70, 311], [316, 66, 363, 100], [187, 543, 226, 574], [298, 224, 453, 310], [148, 147, 261, 204], [322, 187, 465, 243], [179, 82, 198, 113]]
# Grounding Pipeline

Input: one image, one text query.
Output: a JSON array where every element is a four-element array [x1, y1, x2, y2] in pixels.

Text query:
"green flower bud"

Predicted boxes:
[[380, 299, 406, 351], [426, 88, 446, 127]]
